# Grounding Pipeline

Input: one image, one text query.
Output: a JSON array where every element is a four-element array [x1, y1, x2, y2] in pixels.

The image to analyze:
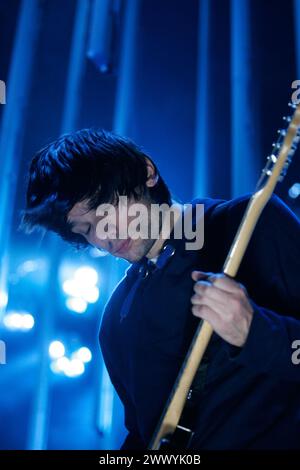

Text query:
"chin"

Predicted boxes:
[[124, 243, 149, 263], [124, 253, 144, 263]]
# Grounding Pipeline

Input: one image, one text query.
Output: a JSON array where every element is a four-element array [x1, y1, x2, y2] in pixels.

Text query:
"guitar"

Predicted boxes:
[[148, 102, 300, 450]]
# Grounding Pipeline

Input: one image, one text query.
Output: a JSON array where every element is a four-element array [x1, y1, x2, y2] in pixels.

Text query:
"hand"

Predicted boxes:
[[191, 271, 254, 347]]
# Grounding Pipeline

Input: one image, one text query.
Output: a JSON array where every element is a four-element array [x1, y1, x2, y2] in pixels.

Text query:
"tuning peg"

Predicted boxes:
[[283, 116, 292, 122], [277, 129, 286, 136], [263, 169, 272, 176], [272, 143, 281, 149], [279, 166, 289, 179], [288, 151, 295, 159], [288, 102, 297, 109], [278, 174, 285, 182], [267, 154, 277, 163]]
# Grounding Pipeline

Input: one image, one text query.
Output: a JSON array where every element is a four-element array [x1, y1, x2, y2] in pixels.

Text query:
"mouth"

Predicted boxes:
[[113, 239, 131, 256]]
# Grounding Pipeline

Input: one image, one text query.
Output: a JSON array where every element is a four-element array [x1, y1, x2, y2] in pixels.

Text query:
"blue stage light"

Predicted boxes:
[[89, 246, 108, 258], [17, 259, 46, 275], [288, 183, 300, 199], [0, 290, 8, 309]]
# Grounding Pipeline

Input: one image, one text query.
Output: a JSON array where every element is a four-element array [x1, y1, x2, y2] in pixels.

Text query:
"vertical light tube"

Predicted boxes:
[[0, 0, 41, 319], [61, 0, 90, 133], [293, 0, 300, 80], [113, 0, 139, 134], [87, 0, 111, 73], [28, 0, 91, 450], [194, 0, 210, 198], [230, 0, 260, 197], [96, 0, 140, 449]]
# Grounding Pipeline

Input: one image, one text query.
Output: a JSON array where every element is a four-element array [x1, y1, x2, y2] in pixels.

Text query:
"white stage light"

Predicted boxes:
[[81, 285, 99, 303], [55, 356, 71, 373], [63, 281, 99, 304], [3, 311, 35, 331], [73, 347, 92, 363], [62, 279, 78, 297], [49, 341, 65, 359], [74, 266, 98, 286], [22, 314, 35, 330], [66, 297, 87, 314], [64, 358, 85, 377]]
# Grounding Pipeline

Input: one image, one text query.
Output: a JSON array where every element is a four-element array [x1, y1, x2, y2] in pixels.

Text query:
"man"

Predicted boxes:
[[23, 128, 300, 450]]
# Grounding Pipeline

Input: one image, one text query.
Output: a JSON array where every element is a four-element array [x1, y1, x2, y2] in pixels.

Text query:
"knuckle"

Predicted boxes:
[[238, 283, 247, 296], [211, 273, 224, 284], [201, 284, 208, 295], [192, 304, 203, 317], [226, 311, 235, 323], [194, 283, 201, 294], [191, 305, 197, 314], [192, 306, 199, 317], [230, 296, 241, 312]]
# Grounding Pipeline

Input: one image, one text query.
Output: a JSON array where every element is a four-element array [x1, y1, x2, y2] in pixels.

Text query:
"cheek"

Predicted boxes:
[[95, 215, 118, 239], [88, 234, 107, 250], [114, 209, 127, 234]]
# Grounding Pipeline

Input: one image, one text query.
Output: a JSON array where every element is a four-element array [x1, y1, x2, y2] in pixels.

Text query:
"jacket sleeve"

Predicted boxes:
[[221, 193, 300, 382], [224, 301, 300, 382], [99, 334, 145, 450]]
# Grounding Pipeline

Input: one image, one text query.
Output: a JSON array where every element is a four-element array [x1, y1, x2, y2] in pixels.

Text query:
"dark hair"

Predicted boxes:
[[21, 128, 172, 248]]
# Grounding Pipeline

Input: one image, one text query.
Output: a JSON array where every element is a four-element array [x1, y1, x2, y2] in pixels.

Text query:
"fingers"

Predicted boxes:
[[191, 270, 210, 282], [191, 281, 231, 311], [191, 303, 219, 326], [191, 270, 245, 295], [190, 270, 253, 347]]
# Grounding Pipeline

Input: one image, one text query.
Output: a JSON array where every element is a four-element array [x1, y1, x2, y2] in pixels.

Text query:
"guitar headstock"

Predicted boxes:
[[257, 102, 300, 191]]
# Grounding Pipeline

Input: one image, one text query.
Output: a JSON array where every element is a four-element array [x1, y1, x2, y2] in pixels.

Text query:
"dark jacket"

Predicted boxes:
[[99, 194, 300, 450]]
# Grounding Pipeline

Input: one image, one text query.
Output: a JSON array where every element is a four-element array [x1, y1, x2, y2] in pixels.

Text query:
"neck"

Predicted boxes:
[[146, 201, 184, 259]]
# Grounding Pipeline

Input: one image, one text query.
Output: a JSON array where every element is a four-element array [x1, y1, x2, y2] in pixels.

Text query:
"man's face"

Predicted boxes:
[[67, 195, 158, 263]]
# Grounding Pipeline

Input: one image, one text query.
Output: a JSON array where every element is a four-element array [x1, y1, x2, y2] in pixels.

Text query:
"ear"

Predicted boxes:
[[145, 157, 159, 188]]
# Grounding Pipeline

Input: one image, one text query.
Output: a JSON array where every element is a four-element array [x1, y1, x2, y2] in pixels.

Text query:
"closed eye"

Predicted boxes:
[[84, 225, 91, 236], [69, 222, 91, 237]]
